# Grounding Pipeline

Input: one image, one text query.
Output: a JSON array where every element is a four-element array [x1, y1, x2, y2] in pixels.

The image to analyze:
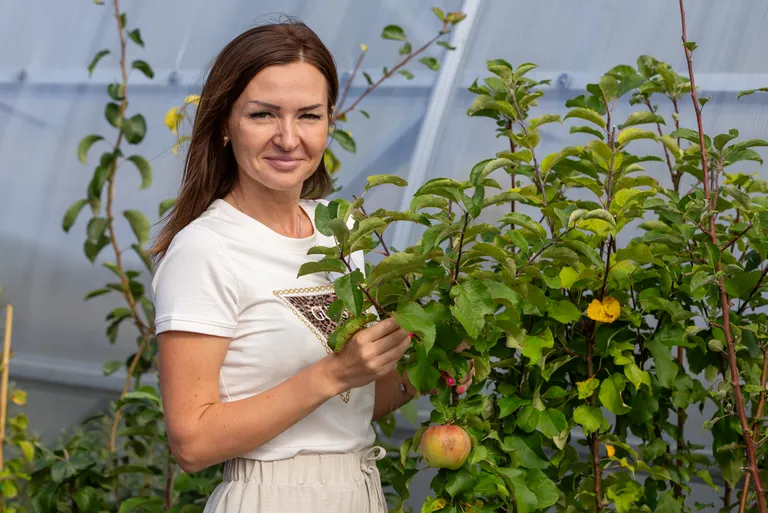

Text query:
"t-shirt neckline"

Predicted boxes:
[[212, 198, 321, 251]]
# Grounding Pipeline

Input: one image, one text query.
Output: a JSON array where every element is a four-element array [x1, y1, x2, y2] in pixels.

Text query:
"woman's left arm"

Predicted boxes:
[[372, 368, 417, 422]]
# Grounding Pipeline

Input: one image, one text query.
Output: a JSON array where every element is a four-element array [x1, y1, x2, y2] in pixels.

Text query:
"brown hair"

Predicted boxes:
[[150, 20, 338, 261]]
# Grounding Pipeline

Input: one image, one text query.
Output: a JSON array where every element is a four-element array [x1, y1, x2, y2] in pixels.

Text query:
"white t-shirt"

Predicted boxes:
[[151, 198, 376, 461]]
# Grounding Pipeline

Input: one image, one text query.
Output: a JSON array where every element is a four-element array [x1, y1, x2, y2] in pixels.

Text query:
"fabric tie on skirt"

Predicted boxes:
[[360, 446, 388, 512]]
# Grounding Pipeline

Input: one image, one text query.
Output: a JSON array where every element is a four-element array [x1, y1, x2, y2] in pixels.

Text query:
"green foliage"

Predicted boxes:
[[304, 51, 768, 513]]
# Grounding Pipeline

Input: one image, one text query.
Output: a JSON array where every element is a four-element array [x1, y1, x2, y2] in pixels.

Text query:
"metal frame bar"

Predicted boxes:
[[391, 0, 485, 250]]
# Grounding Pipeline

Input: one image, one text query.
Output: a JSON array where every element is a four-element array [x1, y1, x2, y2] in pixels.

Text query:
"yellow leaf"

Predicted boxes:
[[183, 94, 201, 106], [164, 107, 183, 135], [586, 297, 621, 323], [10, 389, 26, 406], [605, 444, 616, 457], [360, 43, 369, 53]]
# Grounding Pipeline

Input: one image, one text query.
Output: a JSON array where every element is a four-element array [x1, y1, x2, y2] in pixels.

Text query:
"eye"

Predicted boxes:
[[301, 113, 322, 120], [248, 111, 271, 119]]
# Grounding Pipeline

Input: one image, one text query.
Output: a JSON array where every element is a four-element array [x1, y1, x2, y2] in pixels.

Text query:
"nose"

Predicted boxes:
[[272, 118, 300, 152]]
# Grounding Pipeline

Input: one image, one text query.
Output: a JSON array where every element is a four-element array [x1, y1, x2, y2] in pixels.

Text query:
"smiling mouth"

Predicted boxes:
[[265, 157, 302, 170]]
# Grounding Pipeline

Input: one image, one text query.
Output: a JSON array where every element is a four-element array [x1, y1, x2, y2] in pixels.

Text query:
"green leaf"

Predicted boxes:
[[559, 266, 580, 289], [102, 360, 122, 376], [126, 155, 151, 189], [517, 406, 542, 433], [85, 234, 111, 263], [297, 257, 347, 277], [714, 129, 739, 150], [18, 440, 34, 461], [581, 208, 616, 228], [599, 373, 632, 415], [570, 125, 605, 139], [504, 435, 550, 469], [62, 199, 89, 232], [529, 114, 562, 129], [497, 468, 537, 513], [437, 41, 456, 50], [600, 75, 619, 102], [158, 198, 176, 218], [537, 409, 567, 438], [432, 6, 445, 20], [131, 60, 154, 79], [546, 300, 582, 323], [573, 405, 604, 436], [450, 280, 495, 338], [333, 270, 363, 317], [394, 302, 436, 353], [471, 158, 512, 185], [445, 469, 477, 498], [118, 497, 164, 513], [669, 127, 711, 148], [540, 247, 580, 268], [349, 217, 388, 252], [498, 396, 530, 419], [399, 69, 414, 80], [124, 114, 147, 144], [88, 49, 110, 76], [381, 25, 406, 41], [655, 490, 683, 513], [498, 212, 547, 239], [87, 216, 108, 243], [365, 174, 407, 191], [419, 57, 440, 71], [724, 270, 762, 299], [527, 469, 560, 509], [724, 149, 764, 166], [722, 185, 751, 210], [124, 210, 150, 247], [128, 28, 144, 47], [577, 377, 600, 399], [541, 147, 581, 174], [331, 129, 356, 153], [564, 107, 606, 129], [620, 111, 665, 129], [624, 362, 651, 391], [737, 87, 768, 99], [78, 135, 104, 164], [522, 333, 554, 364], [369, 252, 424, 286], [406, 343, 440, 393], [683, 41, 698, 52], [660, 136, 683, 158], [105, 102, 121, 128], [618, 127, 658, 145]]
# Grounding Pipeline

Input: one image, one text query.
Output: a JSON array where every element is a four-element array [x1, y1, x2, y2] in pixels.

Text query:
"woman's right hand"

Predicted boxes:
[[323, 317, 412, 393]]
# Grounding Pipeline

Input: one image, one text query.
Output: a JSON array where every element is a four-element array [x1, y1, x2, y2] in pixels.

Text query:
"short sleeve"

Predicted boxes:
[[151, 225, 240, 337]]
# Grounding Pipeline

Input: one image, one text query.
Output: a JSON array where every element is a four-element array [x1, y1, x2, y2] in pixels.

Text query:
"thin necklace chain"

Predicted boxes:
[[230, 191, 302, 238]]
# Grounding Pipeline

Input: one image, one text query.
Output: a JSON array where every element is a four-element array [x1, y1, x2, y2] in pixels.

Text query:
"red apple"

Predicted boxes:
[[419, 424, 471, 470]]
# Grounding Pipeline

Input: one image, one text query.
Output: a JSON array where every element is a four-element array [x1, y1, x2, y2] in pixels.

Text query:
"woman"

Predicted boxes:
[[150, 20, 470, 513]]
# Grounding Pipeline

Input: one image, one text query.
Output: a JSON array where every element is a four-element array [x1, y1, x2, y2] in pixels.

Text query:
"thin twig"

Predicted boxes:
[[0, 305, 13, 472], [335, 22, 449, 120], [736, 264, 768, 316], [721, 222, 753, 253], [452, 214, 470, 285], [336, 50, 367, 115]]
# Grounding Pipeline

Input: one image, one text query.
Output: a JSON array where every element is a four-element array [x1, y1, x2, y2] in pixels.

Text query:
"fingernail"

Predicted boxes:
[[457, 386, 466, 394], [445, 376, 455, 386], [408, 333, 413, 338]]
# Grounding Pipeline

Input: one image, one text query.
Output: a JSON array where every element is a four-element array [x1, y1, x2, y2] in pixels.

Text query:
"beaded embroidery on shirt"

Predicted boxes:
[[273, 285, 351, 403]]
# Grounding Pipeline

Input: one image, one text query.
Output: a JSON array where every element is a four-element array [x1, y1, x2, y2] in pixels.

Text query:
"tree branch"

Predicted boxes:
[[452, 214, 470, 285], [679, 2, 766, 510], [335, 22, 450, 120]]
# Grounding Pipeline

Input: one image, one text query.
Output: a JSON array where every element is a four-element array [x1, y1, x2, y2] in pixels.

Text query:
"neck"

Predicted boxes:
[[228, 181, 310, 239]]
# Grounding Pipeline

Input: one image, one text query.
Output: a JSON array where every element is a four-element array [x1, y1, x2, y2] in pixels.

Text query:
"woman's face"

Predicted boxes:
[[225, 61, 329, 195]]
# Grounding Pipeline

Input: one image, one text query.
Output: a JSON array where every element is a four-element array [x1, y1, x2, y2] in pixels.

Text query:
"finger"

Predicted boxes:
[[454, 341, 470, 353], [360, 317, 401, 342], [373, 328, 410, 355], [378, 332, 412, 366]]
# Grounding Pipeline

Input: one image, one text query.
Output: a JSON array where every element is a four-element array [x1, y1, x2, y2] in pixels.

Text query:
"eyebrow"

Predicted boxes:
[[247, 100, 324, 112]]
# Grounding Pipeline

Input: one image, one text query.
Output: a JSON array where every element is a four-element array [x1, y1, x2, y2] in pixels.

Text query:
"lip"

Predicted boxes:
[[264, 157, 302, 171]]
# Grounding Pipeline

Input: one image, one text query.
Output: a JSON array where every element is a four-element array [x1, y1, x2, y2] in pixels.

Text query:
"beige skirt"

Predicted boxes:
[[202, 446, 389, 513]]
